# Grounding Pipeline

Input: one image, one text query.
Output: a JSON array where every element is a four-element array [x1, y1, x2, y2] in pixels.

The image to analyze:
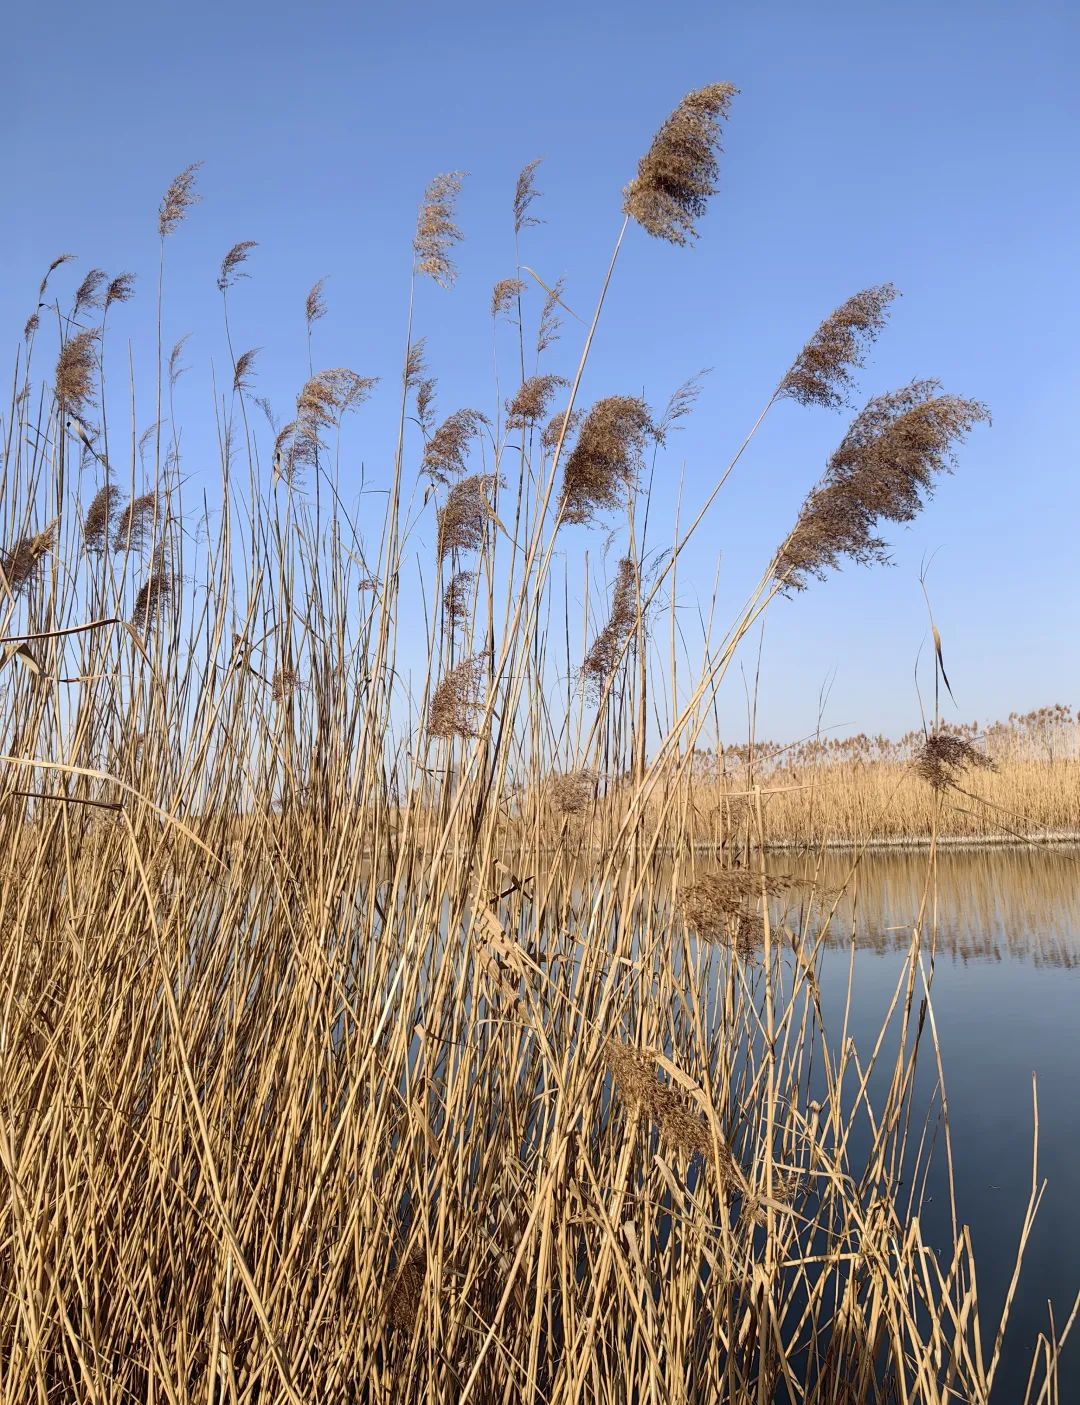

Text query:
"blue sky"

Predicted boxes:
[[6, 0, 1078, 743]]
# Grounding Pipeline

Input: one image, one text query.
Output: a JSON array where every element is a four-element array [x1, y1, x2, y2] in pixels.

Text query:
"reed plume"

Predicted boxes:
[[491, 277, 526, 318], [386, 1249, 426, 1335], [537, 276, 567, 354], [428, 653, 487, 739], [443, 569, 475, 629], [55, 329, 98, 411], [506, 374, 567, 429], [72, 268, 107, 318], [513, 158, 543, 235], [437, 474, 498, 562], [158, 163, 202, 237], [113, 492, 159, 552], [39, 253, 75, 298], [914, 732, 995, 793], [305, 278, 328, 328], [278, 369, 378, 480], [414, 172, 466, 287], [542, 406, 584, 454], [559, 396, 654, 524], [83, 484, 123, 553], [547, 768, 595, 815], [776, 381, 989, 589], [105, 273, 136, 310], [23, 313, 39, 341], [217, 240, 257, 292], [780, 285, 897, 409], [623, 83, 738, 244], [604, 1042, 715, 1162], [131, 562, 172, 632], [422, 409, 489, 484], [232, 348, 260, 394], [582, 557, 638, 689], [0, 522, 59, 596]]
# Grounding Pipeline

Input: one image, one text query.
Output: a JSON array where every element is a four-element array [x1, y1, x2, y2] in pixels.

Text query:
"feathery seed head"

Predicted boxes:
[[158, 163, 202, 237], [513, 158, 544, 235], [623, 84, 738, 244], [582, 557, 638, 689], [105, 272, 136, 310], [232, 347, 260, 395], [443, 569, 475, 629], [422, 408, 489, 485], [491, 277, 526, 319], [217, 240, 258, 292], [1, 521, 59, 595], [914, 732, 995, 792], [414, 172, 466, 288], [437, 474, 499, 561], [305, 277, 328, 327], [506, 374, 568, 429], [39, 253, 75, 298], [55, 329, 99, 411], [73, 268, 107, 318], [558, 395, 655, 524], [780, 285, 898, 409], [776, 381, 989, 590], [84, 484, 123, 553], [428, 652, 487, 739]]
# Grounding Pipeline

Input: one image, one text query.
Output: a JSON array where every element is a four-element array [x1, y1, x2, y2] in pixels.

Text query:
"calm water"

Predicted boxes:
[[802, 846, 1080, 1394]]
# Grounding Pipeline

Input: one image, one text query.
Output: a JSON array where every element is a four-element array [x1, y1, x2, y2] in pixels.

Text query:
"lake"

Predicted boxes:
[[797, 845, 1080, 1395]]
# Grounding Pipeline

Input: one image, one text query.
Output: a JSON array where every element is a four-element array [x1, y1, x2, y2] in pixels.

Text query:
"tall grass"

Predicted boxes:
[[1, 85, 1075, 1402]]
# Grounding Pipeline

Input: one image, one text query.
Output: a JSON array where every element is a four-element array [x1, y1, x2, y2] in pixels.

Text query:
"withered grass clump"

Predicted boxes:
[[914, 732, 996, 792], [776, 381, 990, 589], [414, 171, 466, 287], [780, 285, 897, 409], [428, 653, 487, 739], [623, 83, 738, 244], [55, 329, 99, 411], [559, 396, 654, 524], [437, 474, 498, 562], [422, 409, 489, 484], [506, 374, 567, 429], [582, 557, 638, 688]]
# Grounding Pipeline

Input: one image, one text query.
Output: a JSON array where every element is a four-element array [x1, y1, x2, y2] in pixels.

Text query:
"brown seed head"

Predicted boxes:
[[305, 277, 328, 327], [442, 569, 475, 629], [105, 272, 136, 310], [113, 492, 160, 553], [506, 374, 568, 429], [168, 335, 190, 387], [217, 240, 258, 292], [678, 870, 794, 953], [131, 562, 172, 632], [776, 381, 989, 590], [422, 408, 489, 485], [1, 521, 59, 595], [913, 732, 995, 792], [55, 329, 99, 410], [73, 268, 107, 318], [437, 474, 499, 562], [547, 768, 595, 815], [514, 158, 544, 235], [623, 83, 739, 244], [541, 407, 584, 456], [386, 1249, 426, 1335], [780, 285, 898, 409], [271, 665, 301, 703], [604, 1042, 717, 1162], [39, 253, 75, 298], [491, 276, 526, 318], [558, 395, 655, 525], [582, 557, 638, 689], [414, 171, 466, 288], [428, 653, 487, 739], [232, 347, 260, 395], [158, 162, 202, 238], [537, 276, 566, 354], [24, 313, 39, 341], [84, 484, 123, 553]]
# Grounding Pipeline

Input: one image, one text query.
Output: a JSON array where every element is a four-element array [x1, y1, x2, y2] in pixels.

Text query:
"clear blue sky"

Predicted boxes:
[[6, 0, 1078, 743]]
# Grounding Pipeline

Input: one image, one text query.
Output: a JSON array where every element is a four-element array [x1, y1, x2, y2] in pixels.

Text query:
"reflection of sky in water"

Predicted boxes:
[[781, 848, 1080, 1396]]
